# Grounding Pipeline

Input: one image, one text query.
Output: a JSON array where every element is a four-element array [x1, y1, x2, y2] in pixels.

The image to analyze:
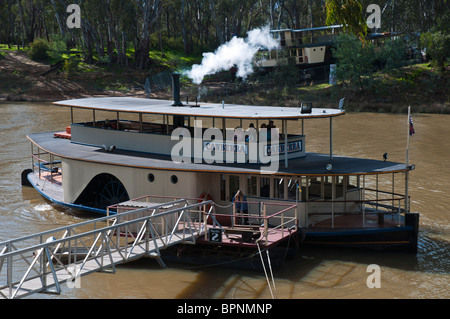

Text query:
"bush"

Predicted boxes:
[[332, 34, 375, 91], [48, 34, 67, 61], [63, 58, 79, 77], [420, 31, 450, 71], [332, 34, 408, 91], [29, 39, 50, 61]]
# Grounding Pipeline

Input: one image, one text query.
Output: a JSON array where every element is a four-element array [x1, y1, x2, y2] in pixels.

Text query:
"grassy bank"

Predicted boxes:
[[196, 63, 449, 114], [0, 45, 448, 113]]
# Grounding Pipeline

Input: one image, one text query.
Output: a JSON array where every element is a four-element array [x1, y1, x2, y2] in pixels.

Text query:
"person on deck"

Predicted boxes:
[[232, 190, 249, 225]]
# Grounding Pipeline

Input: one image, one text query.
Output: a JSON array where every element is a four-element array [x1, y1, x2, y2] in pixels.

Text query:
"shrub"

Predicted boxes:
[[420, 31, 450, 71], [332, 34, 375, 91], [29, 39, 50, 61]]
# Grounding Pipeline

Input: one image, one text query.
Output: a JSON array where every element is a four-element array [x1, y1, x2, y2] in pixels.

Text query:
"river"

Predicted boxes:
[[0, 101, 448, 299]]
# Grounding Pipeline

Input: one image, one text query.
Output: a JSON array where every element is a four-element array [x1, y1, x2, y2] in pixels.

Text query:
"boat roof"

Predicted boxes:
[[271, 25, 343, 33], [53, 97, 345, 120]]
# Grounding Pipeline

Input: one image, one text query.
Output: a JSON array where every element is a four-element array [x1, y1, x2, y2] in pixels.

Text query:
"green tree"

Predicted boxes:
[[421, 31, 450, 71], [325, 0, 367, 40], [332, 33, 374, 91]]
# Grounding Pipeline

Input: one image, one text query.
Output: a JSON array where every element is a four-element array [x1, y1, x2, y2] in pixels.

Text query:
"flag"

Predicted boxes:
[[409, 115, 415, 136]]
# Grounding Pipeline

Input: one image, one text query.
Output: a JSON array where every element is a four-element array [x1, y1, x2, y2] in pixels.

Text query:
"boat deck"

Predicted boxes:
[[197, 224, 298, 249], [27, 131, 408, 175]]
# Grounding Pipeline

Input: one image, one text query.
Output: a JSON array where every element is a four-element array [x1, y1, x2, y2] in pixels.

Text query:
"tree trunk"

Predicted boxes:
[[134, 0, 161, 70]]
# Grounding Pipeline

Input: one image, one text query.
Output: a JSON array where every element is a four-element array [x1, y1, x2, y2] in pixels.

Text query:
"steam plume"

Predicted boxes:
[[185, 26, 279, 84]]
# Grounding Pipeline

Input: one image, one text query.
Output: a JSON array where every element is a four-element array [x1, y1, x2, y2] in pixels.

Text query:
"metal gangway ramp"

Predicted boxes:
[[0, 199, 212, 299]]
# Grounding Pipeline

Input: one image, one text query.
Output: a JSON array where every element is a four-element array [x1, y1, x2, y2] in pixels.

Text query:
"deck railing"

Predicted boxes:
[[305, 191, 407, 229], [115, 195, 298, 247], [30, 145, 62, 184]]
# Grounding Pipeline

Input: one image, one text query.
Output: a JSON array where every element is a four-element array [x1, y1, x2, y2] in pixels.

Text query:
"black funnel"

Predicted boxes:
[[171, 73, 183, 106]]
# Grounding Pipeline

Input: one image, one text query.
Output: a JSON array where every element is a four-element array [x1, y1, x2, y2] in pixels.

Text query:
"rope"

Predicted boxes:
[[266, 249, 278, 299], [256, 241, 275, 299], [213, 202, 232, 209]]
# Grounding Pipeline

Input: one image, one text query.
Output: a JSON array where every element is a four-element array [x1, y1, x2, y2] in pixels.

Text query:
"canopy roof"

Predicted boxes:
[[53, 97, 345, 120]]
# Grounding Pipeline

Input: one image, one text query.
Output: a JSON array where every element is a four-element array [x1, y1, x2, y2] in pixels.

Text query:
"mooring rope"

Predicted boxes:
[[256, 241, 276, 299]]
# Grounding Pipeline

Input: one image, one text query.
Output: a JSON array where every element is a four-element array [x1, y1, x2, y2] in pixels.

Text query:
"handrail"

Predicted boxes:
[[305, 195, 406, 228], [0, 199, 212, 299]]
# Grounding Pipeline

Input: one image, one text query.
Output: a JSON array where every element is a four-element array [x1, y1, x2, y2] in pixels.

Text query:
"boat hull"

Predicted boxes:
[[303, 213, 419, 252]]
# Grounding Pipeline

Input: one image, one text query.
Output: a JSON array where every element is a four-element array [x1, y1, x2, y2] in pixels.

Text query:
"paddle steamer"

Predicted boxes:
[[23, 74, 419, 252]]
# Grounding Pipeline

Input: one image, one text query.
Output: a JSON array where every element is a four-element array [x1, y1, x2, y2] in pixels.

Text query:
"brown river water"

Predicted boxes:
[[0, 101, 448, 299]]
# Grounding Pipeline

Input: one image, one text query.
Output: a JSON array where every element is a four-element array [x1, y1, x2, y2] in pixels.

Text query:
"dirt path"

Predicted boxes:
[[0, 50, 148, 102], [0, 50, 89, 101]]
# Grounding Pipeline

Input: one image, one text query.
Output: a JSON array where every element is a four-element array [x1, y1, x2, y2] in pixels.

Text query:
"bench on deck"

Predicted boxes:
[[224, 225, 261, 242]]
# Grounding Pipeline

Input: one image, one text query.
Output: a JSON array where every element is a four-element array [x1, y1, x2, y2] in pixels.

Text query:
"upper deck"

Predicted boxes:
[[50, 97, 345, 165]]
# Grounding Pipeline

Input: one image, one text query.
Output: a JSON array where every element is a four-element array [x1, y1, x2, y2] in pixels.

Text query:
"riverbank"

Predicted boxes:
[[1, 50, 448, 113]]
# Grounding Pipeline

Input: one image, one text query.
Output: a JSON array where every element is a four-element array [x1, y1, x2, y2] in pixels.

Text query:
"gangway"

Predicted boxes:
[[0, 199, 212, 299]]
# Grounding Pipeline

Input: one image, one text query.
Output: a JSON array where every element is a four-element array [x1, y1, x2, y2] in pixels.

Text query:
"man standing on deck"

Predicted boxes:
[[232, 190, 249, 225]]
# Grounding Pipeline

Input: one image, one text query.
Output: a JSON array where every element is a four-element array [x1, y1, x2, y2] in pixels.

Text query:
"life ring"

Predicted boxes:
[[198, 193, 213, 210]]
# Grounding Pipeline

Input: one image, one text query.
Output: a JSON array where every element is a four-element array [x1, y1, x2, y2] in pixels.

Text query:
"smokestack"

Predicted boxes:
[[171, 73, 183, 106]]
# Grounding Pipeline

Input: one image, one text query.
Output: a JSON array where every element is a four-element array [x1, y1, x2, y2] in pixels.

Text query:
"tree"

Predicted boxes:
[[134, 0, 162, 69], [332, 33, 374, 91], [421, 31, 450, 71], [325, 0, 367, 41]]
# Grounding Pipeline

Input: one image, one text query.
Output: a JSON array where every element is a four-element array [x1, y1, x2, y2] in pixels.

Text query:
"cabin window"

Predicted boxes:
[[220, 174, 226, 201], [229, 175, 240, 200], [260, 177, 270, 198], [170, 175, 178, 184], [288, 178, 300, 200], [147, 173, 155, 182], [247, 176, 257, 196], [274, 178, 284, 199]]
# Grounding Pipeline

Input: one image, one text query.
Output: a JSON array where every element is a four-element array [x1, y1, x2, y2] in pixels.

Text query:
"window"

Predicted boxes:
[[170, 175, 178, 184], [260, 177, 270, 198], [288, 178, 299, 200], [148, 173, 155, 182], [247, 176, 257, 196], [229, 175, 240, 200], [220, 174, 226, 201], [274, 178, 284, 199]]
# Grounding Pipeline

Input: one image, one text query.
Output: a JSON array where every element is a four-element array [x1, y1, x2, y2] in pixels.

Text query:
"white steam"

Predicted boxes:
[[185, 26, 279, 84]]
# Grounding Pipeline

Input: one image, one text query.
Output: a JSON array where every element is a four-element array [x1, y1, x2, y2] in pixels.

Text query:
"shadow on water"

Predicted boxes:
[[111, 227, 449, 299]]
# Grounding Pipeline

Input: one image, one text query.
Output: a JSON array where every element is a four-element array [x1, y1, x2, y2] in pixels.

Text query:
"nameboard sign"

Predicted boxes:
[[265, 140, 302, 156], [203, 141, 248, 154]]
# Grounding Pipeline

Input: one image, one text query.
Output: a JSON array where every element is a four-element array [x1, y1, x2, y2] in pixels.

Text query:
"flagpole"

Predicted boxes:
[[405, 106, 411, 214], [406, 106, 410, 166]]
